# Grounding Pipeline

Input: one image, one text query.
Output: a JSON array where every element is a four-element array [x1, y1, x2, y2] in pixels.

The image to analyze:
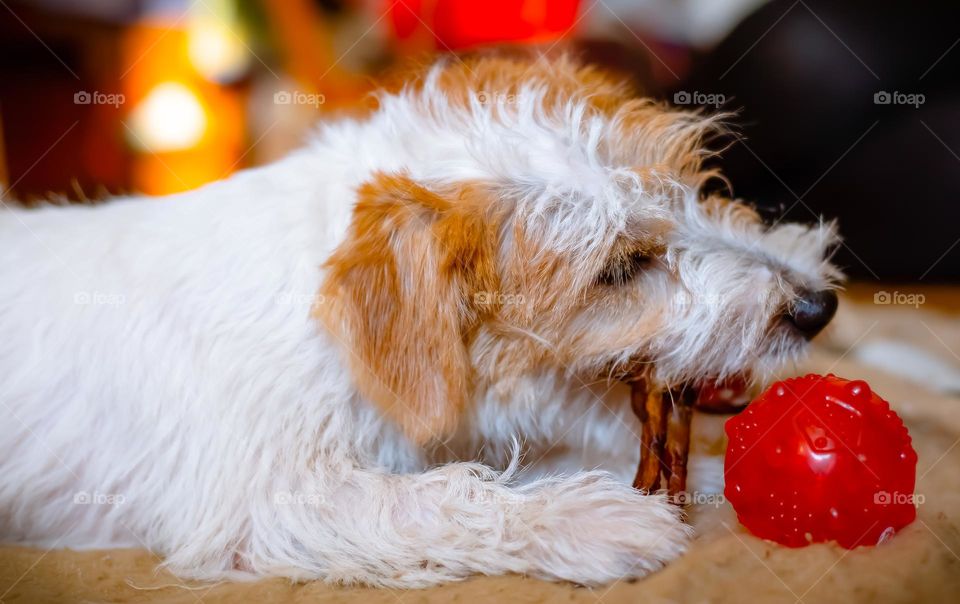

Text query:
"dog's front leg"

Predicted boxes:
[[237, 460, 690, 588]]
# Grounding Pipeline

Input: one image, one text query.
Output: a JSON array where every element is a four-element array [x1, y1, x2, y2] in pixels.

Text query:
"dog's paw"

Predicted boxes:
[[519, 471, 691, 586]]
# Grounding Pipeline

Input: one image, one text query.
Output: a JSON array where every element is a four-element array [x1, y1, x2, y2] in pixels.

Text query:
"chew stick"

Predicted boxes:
[[630, 382, 698, 502], [630, 382, 667, 492], [663, 387, 697, 500]]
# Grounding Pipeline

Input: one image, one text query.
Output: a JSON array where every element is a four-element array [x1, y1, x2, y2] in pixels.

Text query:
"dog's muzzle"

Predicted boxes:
[[629, 290, 839, 502]]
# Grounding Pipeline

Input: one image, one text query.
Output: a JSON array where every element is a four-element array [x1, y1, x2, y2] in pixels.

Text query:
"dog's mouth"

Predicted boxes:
[[613, 293, 828, 499], [601, 354, 765, 498], [624, 374, 754, 499], [694, 375, 754, 412]]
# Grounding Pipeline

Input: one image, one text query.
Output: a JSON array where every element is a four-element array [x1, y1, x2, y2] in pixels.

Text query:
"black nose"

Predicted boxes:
[[785, 289, 838, 338]]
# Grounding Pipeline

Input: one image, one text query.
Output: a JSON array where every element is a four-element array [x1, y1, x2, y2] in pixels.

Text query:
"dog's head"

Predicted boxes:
[[317, 55, 842, 444]]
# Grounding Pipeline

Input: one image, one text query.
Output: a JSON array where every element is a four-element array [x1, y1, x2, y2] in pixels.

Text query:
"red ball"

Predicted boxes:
[[724, 374, 918, 548]]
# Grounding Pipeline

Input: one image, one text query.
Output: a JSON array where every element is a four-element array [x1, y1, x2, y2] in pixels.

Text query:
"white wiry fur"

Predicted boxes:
[[0, 56, 839, 588]]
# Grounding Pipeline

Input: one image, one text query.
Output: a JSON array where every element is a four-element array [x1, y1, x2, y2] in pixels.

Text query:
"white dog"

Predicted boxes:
[[0, 55, 840, 588]]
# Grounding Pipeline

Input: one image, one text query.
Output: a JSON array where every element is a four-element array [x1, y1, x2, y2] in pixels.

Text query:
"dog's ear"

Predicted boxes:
[[316, 173, 498, 444]]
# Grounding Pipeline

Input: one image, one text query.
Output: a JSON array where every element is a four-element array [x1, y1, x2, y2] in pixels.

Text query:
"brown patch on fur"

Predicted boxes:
[[387, 53, 727, 189], [702, 195, 762, 224], [384, 52, 726, 190], [384, 51, 636, 117], [316, 173, 500, 444]]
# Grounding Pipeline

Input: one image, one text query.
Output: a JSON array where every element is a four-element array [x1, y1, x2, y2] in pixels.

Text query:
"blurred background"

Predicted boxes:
[[0, 0, 957, 282]]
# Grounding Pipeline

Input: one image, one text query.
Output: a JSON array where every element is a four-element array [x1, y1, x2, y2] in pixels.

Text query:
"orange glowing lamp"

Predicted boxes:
[[121, 15, 245, 195]]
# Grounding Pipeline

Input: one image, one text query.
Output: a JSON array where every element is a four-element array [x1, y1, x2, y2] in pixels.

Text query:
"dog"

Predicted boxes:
[[0, 55, 841, 588]]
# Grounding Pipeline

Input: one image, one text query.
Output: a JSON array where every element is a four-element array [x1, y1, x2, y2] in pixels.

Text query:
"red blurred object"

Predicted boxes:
[[724, 374, 918, 549], [389, 0, 581, 50]]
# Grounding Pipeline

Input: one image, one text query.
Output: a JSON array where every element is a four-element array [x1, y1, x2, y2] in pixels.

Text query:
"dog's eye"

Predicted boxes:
[[596, 250, 652, 286]]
